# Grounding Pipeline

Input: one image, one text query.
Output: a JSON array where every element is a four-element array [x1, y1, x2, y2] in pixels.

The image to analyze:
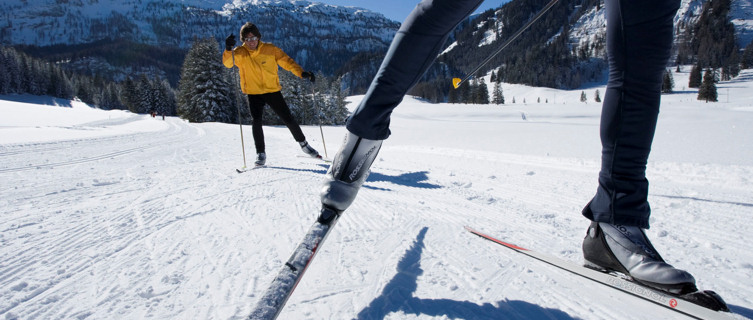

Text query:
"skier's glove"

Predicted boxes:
[[302, 71, 315, 83], [225, 34, 236, 51]]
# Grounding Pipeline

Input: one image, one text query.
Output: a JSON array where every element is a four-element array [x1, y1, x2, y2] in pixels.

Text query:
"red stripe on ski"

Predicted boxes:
[[464, 226, 528, 251]]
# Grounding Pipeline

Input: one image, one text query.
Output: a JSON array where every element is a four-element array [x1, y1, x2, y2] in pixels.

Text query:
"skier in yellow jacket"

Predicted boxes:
[[223, 22, 319, 166]]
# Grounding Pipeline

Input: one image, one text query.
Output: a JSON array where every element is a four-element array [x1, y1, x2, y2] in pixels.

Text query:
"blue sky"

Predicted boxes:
[[313, 1, 508, 22]]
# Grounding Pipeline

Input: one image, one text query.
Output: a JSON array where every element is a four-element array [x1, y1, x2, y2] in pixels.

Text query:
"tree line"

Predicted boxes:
[[1, 45, 177, 114], [3, 38, 349, 125]]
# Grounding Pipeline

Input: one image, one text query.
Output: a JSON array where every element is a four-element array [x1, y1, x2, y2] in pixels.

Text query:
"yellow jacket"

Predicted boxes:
[[222, 42, 304, 95]]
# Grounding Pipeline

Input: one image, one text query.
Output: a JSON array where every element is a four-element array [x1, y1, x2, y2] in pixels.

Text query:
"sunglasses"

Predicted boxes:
[[243, 36, 259, 42]]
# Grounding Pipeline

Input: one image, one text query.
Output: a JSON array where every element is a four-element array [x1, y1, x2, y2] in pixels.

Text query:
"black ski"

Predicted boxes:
[[248, 209, 341, 319], [465, 226, 733, 320]]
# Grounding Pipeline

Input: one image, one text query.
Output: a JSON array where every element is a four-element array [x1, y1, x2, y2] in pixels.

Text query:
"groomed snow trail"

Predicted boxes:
[[2, 92, 752, 320]]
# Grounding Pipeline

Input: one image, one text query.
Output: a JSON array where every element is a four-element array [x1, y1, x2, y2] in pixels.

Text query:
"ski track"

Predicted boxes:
[[2, 112, 752, 319]]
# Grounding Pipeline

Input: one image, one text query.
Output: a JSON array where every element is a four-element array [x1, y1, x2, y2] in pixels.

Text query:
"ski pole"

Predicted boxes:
[[311, 81, 328, 159], [452, 0, 559, 89], [232, 49, 248, 169]]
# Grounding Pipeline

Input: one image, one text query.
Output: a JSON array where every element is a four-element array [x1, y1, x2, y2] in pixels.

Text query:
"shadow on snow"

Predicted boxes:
[[357, 227, 575, 320], [269, 164, 441, 191]]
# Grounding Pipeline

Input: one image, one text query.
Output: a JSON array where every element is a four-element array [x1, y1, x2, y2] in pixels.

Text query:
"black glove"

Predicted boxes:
[[225, 34, 236, 51], [301, 71, 315, 83]]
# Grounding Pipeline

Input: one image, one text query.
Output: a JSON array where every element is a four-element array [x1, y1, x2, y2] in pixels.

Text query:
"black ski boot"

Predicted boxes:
[[583, 222, 729, 311], [583, 221, 697, 293], [300, 141, 321, 158], [255, 152, 266, 166], [318, 132, 382, 224]]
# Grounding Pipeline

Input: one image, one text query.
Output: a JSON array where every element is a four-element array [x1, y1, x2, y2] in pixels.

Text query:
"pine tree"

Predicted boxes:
[[661, 69, 675, 94], [177, 38, 234, 123], [492, 81, 504, 104], [122, 77, 139, 113], [475, 78, 489, 104], [689, 63, 702, 88], [136, 74, 153, 114], [743, 41, 753, 69], [697, 69, 717, 102]]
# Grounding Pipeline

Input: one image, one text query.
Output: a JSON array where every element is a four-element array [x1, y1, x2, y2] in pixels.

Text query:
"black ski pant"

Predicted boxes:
[[344, 0, 678, 228], [582, 0, 680, 229], [248, 91, 306, 154], [346, 0, 485, 140]]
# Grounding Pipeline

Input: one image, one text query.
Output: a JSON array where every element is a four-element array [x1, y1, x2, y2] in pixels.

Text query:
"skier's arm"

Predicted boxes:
[[273, 46, 304, 78], [222, 50, 235, 69]]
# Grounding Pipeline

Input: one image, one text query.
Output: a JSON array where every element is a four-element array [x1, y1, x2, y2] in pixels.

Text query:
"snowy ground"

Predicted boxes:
[[2, 69, 753, 320]]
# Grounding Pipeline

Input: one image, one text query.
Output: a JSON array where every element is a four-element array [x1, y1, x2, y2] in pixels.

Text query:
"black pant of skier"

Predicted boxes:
[[317, 0, 726, 310]]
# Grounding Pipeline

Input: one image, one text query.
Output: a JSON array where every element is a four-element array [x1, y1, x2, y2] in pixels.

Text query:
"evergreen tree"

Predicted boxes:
[[662, 69, 674, 94], [697, 69, 717, 102], [742, 41, 753, 69], [122, 77, 139, 113], [177, 37, 234, 123], [448, 84, 460, 103], [136, 74, 154, 114], [0, 49, 8, 94], [689, 63, 702, 88], [475, 78, 489, 104], [492, 81, 504, 104]]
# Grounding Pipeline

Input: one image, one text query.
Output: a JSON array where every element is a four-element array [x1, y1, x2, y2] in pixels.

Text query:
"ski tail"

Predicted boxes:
[[248, 209, 340, 319]]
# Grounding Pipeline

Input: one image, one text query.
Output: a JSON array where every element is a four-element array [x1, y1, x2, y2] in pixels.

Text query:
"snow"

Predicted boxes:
[[2, 69, 753, 320]]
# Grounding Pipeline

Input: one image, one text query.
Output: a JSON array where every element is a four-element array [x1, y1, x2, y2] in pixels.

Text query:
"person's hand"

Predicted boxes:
[[302, 71, 315, 83], [225, 34, 236, 51]]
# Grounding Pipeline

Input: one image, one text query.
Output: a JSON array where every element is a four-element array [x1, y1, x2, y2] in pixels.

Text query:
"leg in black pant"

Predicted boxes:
[[581, 0, 711, 296], [247, 94, 266, 154], [261, 91, 306, 143]]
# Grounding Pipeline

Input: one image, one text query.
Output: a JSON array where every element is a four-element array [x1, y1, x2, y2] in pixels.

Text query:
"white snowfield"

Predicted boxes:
[[2, 69, 752, 320]]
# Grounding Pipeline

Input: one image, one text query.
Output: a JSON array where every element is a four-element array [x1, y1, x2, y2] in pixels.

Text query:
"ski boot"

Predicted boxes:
[[254, 152, 266, 166], [318, 132, 382, 225], [583, 221, 729, 311], [300, 141, 321, 159]]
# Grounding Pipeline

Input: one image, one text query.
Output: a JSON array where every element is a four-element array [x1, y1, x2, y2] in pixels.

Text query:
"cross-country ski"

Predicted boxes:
[[465, 226, 734, 319]]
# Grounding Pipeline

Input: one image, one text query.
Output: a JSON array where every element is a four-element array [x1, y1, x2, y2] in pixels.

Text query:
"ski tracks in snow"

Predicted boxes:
[[2, 117, 751, 319]]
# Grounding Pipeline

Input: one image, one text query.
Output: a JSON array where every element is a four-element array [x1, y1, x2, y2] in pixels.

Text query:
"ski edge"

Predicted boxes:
[[464, 226, 734, 320]]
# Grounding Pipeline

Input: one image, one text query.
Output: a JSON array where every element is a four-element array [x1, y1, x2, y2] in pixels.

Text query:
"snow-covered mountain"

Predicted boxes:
[[0, 0, 399, 74], [3, 0, 752, 93], [0, 0, 397, 48]]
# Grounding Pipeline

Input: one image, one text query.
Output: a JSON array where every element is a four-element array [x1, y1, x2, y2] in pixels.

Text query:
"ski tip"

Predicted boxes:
[[452, 77, 462, 89]]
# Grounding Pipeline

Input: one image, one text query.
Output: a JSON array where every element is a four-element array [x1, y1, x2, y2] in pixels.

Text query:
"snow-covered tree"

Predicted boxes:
[[177, 38, 234, 123]]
